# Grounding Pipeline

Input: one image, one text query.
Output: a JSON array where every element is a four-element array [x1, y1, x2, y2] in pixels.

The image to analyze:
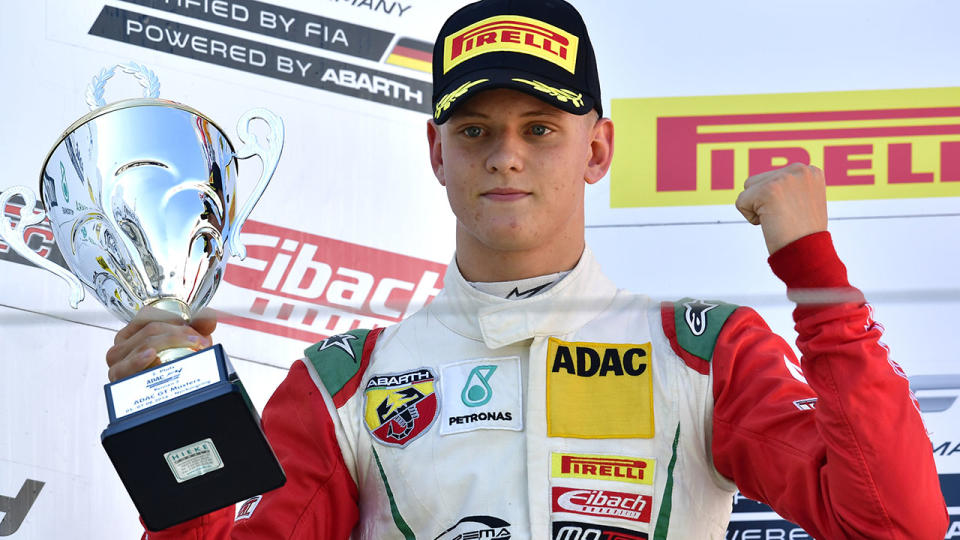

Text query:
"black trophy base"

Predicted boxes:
[[101, 344, 285, 531]]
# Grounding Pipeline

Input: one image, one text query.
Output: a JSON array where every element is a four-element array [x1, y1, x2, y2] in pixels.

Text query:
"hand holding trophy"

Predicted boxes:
[[0, 62, 286, 530]]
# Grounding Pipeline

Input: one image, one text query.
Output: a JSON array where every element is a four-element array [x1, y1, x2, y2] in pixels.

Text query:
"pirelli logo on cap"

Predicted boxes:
[[546, 338, 654, 439], [443, 15, 579, 74], [552, 453, 655, 485], [610, 87, 960, 207]]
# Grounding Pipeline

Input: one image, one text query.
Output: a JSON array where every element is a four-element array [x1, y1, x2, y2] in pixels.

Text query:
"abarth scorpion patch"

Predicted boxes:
[[364, 368, 439, 448]]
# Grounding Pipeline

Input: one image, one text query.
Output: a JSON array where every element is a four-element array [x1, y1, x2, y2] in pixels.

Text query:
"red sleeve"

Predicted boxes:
[[141, 360, 359, 539], [711, 231, 948, 540]]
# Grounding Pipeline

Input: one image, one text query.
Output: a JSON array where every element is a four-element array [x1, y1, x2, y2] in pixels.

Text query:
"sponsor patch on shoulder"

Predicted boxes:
[[682, 299, 718, 336], [363, 368, 439, 448], [551, 453, 655, 485], [552, 520, 648, 539], [440, 356, 523, 435], [671, 298, 738, 362], [235, 495, 262, 521], [546, 338, 654, 438]]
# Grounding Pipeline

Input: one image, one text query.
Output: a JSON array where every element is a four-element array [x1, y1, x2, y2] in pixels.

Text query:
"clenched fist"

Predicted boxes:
[[735, 163, 828, 255], [105, 305, 217, 382]]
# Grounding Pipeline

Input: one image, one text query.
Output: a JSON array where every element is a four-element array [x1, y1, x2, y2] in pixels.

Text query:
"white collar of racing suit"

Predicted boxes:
[[427, 246, 620, 349]]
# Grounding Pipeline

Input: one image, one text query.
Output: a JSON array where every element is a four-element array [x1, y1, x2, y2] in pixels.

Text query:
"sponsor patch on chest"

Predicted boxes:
[[552, 520, 648, 539], [546, 339, 654, 438], [435, 515, 512, 539], [363, 368, 439, 448], [439, 356, 523, 435], [552, 487, 653, 524], [551, 453, 655, 485]]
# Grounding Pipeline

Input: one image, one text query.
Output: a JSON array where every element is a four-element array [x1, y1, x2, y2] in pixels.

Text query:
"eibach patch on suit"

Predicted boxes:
[[364, 368, 439, 447], [552, 487, 652, 524]]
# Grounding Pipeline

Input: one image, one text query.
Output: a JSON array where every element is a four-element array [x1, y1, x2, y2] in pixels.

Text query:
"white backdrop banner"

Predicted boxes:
[[1, 0, 957, 538]]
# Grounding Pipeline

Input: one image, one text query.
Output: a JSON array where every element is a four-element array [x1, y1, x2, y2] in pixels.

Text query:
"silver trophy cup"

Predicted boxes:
[[0, 63, 286, 530]]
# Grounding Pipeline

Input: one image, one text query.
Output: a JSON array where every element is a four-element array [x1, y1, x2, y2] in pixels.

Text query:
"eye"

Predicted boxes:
[[529, 125, 552, 136], [462, 126, 483, 138]]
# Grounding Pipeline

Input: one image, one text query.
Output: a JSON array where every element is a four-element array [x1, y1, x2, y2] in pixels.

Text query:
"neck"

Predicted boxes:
[[454, 227, 585, 282]]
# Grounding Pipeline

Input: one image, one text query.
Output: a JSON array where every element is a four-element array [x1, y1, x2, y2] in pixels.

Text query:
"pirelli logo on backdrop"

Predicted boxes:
[[443, 15, 578, 74], [546, 339, 654, 439], [552, 453, 655, 485], [610, 87, 960, 207]]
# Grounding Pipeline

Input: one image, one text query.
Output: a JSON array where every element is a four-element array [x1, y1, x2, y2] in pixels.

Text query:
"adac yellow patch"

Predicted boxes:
[[551, 453, 655, 485], [546, 338, 654, 438], [443, 15, 579, 74]]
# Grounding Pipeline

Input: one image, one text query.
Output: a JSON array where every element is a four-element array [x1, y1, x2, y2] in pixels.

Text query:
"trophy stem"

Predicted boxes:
[[156, 347, 198, 364], [148, 298, 199, 364], [149, 298, 191, 321]]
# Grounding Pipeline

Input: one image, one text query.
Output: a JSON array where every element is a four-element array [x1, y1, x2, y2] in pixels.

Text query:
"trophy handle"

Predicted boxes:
[[85, 62, 161, 110], [0, 186, 85, 308], [229, 108, 284, 260]]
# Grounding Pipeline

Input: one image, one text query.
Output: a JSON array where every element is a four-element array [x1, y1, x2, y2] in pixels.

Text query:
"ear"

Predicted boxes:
[[584, 117, 614, 185], [426, 119, 445, 186]]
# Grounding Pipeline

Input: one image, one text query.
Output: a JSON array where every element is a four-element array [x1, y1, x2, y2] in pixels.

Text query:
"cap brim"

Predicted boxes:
[[433, 67, 596, 124]]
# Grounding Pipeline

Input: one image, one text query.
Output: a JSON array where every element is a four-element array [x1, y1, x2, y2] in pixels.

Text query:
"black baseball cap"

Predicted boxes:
[[431, 0, 601, 124]]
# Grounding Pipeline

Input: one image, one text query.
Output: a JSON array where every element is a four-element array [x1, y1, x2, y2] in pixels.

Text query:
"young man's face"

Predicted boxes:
[[427, 89, 613, 257]]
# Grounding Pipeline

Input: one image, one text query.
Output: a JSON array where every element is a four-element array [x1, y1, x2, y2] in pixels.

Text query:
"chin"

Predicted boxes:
[[477, 229, 543, 252]]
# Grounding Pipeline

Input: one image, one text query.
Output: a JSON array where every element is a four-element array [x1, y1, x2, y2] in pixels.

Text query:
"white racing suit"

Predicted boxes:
[[144, 233, 947, 539]]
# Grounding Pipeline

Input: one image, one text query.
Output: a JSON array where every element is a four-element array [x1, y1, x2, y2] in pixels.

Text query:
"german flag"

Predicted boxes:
[[385, 38, 432, 73]]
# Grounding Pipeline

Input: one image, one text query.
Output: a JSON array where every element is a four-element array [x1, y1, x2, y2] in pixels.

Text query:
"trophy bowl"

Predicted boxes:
[[4, 63, 281, 324], [41, 98, 239, 320], [0, 63, 287, 530]]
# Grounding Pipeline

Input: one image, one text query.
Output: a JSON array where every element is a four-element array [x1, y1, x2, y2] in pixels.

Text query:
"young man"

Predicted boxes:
[[108, 0, 948, 538]]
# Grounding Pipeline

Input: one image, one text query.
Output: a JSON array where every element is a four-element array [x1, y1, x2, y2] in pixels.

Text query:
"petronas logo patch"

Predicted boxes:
[[440, 357, 522, 435], [461, 365, 497, 407]]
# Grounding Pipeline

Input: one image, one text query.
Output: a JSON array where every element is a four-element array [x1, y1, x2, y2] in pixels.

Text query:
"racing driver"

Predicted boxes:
[[106, 0, 949, 538]]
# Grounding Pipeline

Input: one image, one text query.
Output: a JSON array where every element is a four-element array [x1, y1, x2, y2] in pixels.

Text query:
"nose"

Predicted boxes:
[[485, 132, 524, 174]]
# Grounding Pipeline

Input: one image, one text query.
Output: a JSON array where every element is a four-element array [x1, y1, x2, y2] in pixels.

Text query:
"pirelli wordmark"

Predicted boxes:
[[611, 87, 960, 207], [443, 15, 578, 74], [552, 453, 656, 485]]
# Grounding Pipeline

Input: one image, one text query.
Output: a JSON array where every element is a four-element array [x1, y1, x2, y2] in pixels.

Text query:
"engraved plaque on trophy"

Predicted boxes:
[[0, 63, 286, 530]]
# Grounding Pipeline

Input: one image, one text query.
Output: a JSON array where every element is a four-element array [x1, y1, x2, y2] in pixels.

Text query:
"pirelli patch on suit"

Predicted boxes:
[[546, 338, 654, 439], [551, 453, 655, 485]]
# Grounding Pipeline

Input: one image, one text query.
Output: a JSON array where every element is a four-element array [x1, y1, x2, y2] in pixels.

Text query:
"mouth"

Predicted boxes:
[[482, 188, 531, 202]]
